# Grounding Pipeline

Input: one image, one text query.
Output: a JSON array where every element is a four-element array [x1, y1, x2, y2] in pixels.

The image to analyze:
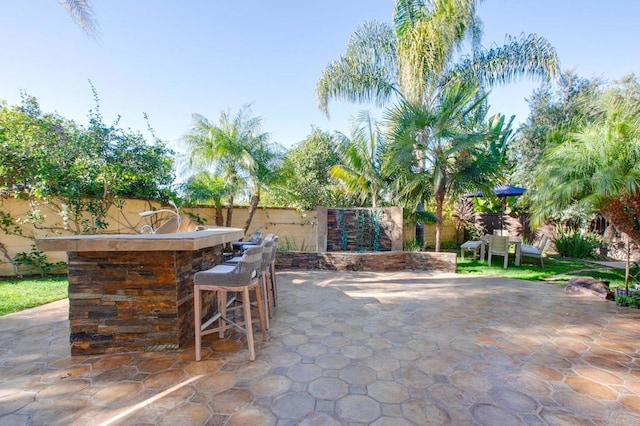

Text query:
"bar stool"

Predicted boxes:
[[225, 236, 273, 327], [267, 236, 279, 316], [193, 246, 267, 361]]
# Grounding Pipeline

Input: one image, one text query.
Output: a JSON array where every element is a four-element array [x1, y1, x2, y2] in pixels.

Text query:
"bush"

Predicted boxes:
[[615, 291, 640, 309], [552, 229, 600, 259], [403, 238, 423, 252]]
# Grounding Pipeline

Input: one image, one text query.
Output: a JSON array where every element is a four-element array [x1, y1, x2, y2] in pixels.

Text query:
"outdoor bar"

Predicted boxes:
[[36, 228, 244, 356]]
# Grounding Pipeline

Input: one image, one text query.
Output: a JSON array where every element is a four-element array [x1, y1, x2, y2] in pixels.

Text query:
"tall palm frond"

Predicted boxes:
[[59, 0, 99, 38], [316, 21, 400, 116]]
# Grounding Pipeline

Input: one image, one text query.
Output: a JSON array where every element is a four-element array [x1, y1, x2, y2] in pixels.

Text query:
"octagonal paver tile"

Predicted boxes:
[[193, 371, 236, 395], [471, 403, 521, 426], [280, 334, 309, 347], [564, 376, 617, 400], [364, 354, 400, 373], [252, 374, 292, 397], [227, 406, 276, 425], [299, 412, 341, 425], [268, 351, 301, 367], [489, 387, 539, 414], [208, 388, 253, 414], [286, 363, 323, 382], [315, 354, 351, 370], [308, 377, 349, 400], [342, 345, 374, 359], [402, 399, 451, 425], [336, 394, 381, 423], [297, 343, 328, 358], [92, 382, 144, 408], [142, 369, 186, 390], [368, 380, 409, 403], [272, 392, 315, 418], [339, 365, 377, 385]]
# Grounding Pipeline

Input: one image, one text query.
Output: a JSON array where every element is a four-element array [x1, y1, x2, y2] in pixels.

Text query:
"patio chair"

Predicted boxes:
[[488, 235, 509, 268], [521, 235, 549, 267], [193, 245, 267, 361], [460, 240, 482, 260], [493, 229, 510, 236]]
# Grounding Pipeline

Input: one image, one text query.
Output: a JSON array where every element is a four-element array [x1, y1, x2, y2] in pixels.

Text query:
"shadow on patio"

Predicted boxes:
[[1, 270, 639, 425]]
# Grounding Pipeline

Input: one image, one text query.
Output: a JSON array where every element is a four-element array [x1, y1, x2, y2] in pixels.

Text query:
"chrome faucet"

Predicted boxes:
[[138, 200, 181, 233]]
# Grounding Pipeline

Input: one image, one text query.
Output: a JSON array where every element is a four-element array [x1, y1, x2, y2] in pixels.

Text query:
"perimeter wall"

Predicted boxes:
[[0, 198, 458, 276]]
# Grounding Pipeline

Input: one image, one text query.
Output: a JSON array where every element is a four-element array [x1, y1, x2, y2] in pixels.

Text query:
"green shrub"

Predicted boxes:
[[615, 291, 640, 308], [403, 238, 423, 252], [552, 229, 600, 259], [13, 245, 66, 277], [278, 237, 310, 252]]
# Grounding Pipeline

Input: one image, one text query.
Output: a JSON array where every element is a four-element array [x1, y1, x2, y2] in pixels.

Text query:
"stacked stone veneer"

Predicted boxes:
[[317, 207, 403, 252], [276, 251, 456, 273], [67, 247, 222, 355]]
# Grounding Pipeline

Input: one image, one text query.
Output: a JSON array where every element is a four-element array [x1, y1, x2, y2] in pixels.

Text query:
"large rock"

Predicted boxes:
[[565, 276, 614, 300]]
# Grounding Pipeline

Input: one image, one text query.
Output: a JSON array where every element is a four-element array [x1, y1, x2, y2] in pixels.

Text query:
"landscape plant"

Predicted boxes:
[[182, 105, 283, 234], [529, 75, 640, 247], [0, 91, 174, 273], [316, 0, 558, 251], [552, 228, 601, 259]]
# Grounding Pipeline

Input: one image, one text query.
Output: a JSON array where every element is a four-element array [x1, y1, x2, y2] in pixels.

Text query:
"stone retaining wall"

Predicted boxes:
[[276, 251, 456, 273]]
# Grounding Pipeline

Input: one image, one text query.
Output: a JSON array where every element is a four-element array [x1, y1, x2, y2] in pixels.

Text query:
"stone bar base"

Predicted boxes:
[[276, 251, 456, 273], [67, 247, 222, 355]]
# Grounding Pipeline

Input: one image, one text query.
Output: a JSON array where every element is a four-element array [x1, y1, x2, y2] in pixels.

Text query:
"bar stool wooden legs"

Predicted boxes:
[[193, 246, 267, 361]]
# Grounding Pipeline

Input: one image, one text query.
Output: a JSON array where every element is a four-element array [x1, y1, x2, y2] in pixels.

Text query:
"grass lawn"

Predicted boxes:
[[0, 256, 630, 316], [0, 276, 68, 316], [456, 255, 628, 289]]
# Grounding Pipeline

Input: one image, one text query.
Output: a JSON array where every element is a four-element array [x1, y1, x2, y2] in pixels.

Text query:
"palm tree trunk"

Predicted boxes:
[[214, 206, 224, 226], [225, 196, 234, 228], [243, 191, 261, 234], [435, 190, 444, 252], [601, 198, 640, 246]]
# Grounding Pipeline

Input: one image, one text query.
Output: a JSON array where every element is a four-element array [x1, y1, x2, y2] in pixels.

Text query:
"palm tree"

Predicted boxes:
[[317, 0, 558, 112], [316, 0, 557, 250], [330, 112, 387, 207], [182, 172, 233, 226], [182, 105, 281, 234], [529, 76, 640, 245], [60, 0, 99, 37], [386, 81, 511, 250]]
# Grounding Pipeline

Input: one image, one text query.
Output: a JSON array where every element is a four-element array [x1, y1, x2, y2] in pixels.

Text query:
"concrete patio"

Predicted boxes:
[[1, 270, 639, 425]]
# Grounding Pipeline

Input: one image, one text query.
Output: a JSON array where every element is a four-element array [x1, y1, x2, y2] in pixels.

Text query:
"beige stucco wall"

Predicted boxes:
[[0, 198, 457, 276]]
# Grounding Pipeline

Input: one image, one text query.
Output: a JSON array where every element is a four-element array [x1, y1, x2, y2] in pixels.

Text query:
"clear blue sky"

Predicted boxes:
[[1, 1, 638, 153]]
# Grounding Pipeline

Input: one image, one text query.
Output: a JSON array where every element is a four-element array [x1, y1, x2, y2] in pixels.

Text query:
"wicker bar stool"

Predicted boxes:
[[267, 236, 279, 316], [193, 246, 267, 361], [225, 236, 273, 328]]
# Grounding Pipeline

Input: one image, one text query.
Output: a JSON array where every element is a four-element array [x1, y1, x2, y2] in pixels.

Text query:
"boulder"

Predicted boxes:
[[565, 276, 614, 300]]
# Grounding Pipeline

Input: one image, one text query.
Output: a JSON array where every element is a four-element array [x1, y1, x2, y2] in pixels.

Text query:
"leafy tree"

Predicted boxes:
[[0, 93, 175, 235], [529, 75, 640, 245], [508, 71, 602, 187], [183, 105, 282, 234], [331, 112, 388, 207], [385, 81, 512, 250], [267, 127, 344, 210]]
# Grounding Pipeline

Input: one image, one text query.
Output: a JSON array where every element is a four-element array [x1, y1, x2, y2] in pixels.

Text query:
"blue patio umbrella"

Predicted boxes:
[[465, 184, 527, 230]]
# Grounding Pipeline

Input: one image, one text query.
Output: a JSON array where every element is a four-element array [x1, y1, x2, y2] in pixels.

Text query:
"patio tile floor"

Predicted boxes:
[[1, 270, 640, 425]]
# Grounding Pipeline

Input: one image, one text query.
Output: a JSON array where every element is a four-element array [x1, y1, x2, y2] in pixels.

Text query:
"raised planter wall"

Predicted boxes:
[[276, 251, 456, 273]]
